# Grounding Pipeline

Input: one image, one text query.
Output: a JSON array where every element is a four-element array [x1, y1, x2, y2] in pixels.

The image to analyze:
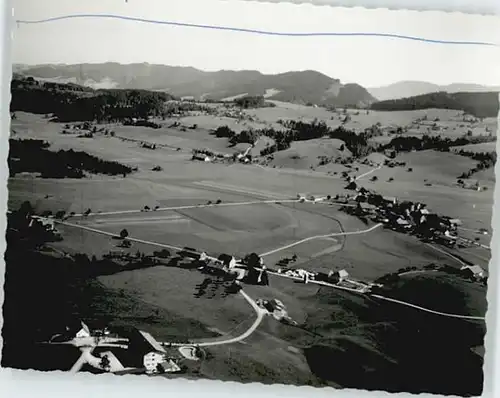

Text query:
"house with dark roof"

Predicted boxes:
[[137, 331, 166, 354]]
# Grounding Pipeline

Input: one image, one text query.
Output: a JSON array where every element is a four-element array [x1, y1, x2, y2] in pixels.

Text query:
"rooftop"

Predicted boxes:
[[138, 331, 166, 353]]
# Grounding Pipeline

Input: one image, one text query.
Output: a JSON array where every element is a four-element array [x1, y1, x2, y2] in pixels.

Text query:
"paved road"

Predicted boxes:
[[424, 242, 466, 266], [69, 196, 357, 219], [54, 213, 485, 325], [371, 294, 485, 320], [70, 348, 93, 373], [70, 199, 299, 218], [260, 223, 383, 257], [57, 220, 187, 253], [168, 289, 266, 347]]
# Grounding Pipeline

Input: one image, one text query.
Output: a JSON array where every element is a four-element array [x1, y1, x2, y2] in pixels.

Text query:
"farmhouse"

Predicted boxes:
[[143, 351, 181, 374], [460, 265, 487, 281], [137, 330, 166, 354], [192, 153, 212, 162], [29, 216, 56, 232], [218, 253, 237, 271], [75, 321, 91, 339], [328, 269, 349, 284]]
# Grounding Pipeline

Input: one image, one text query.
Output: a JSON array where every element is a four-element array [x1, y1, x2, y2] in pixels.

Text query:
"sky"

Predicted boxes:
[[11, 0, 500, 87]]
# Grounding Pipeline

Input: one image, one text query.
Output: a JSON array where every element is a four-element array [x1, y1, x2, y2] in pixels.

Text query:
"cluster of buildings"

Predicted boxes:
[[57, 322, 189, 376], [191, 145, 253, 164], [29, 215, 57, 233], [339, 188, 462, 248], [198, 252, 270, 286]]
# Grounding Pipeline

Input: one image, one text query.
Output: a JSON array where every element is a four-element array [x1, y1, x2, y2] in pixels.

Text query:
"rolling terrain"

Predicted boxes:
[[13, 63, 376, 107], [4, 73, 496, 395], [369, 81, 500, 101]]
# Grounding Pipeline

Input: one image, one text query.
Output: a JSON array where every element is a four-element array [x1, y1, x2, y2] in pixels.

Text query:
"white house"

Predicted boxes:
[[329, 269, 349, 283], [199, 252, 208, 262], [75, 322, 91, 339], [158, 359, 181, 374], [29, 216, 56, 231], [228, 256, 237, 270], [144, 352, 181, 374], [143, 352, 166, 374], [338, 269, 349, 282]]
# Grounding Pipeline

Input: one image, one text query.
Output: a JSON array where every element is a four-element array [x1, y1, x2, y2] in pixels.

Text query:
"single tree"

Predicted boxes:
[[120, 229, 129, 239]]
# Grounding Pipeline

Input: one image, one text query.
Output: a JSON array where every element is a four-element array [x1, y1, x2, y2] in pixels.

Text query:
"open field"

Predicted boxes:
[[6, 100, 494, 393], [97, 266, 255, 340], [265, 138, 351, 170], [55, 200, 346, 261], [453, 141, 498, 153], [365, 150, 480, 186], [9, 120, 494, 271], [9, 108, 494, 264]]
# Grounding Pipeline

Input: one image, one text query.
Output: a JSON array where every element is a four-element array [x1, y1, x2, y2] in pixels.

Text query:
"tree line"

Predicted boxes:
[[216, 120, 374, 158], [214, 119, 496, 165], [455, 149, 497, 179], [10, 76, 175, 123], [371, 91, 499, 118], [9, 139, 134, 178], [233, 95, 276, 109]]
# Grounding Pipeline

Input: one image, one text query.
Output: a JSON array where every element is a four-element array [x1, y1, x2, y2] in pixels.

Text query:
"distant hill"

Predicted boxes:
[[370, 91, 499, 118], [10, 75, 175, 122], [13, 63, 376, 108], [369, 81, 500, 101]]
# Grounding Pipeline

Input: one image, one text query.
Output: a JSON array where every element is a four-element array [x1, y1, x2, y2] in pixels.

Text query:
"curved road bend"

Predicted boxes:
[[54, 220, 267, 348], [168, 290, 266, 347]]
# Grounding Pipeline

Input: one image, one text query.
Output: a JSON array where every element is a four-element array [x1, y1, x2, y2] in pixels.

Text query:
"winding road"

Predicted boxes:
[[260, 223, 383, 257], [43, 184, 486, 359], [370, 294, 486, 321], [167, 289, 267, 347], [54, 217, 485, 321]]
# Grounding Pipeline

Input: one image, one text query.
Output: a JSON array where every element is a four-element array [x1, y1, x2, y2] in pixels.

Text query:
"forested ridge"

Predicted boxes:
[[10, 75, 176, 122], [371, 91, 499, 118]]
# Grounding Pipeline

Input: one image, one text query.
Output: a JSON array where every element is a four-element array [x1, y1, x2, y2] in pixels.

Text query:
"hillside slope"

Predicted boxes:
[[369, 81, 500, 101], [13, 63, 376, 107], [370, 91, 499, 118]]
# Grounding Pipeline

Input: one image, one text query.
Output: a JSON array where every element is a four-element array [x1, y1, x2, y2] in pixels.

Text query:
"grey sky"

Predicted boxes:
[[12, 0, 500, 87]]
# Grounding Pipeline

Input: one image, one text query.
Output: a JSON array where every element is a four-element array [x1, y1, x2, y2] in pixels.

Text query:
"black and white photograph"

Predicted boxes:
[[2, 0, 499, 396]]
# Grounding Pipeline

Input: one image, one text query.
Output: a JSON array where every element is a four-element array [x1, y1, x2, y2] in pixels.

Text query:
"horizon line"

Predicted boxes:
[[15, 14, 498, 47], [12, 63, 499, 89]]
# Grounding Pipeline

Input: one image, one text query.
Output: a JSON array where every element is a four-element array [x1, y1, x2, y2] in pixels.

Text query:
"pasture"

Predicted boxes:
[[7, 102, 495, 390], [72, 201, 344, 259], [97, 265, 254, 340]]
